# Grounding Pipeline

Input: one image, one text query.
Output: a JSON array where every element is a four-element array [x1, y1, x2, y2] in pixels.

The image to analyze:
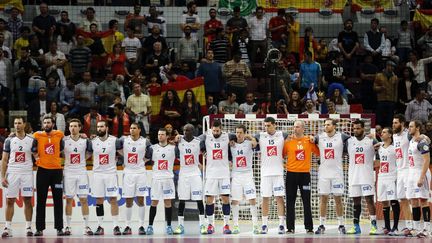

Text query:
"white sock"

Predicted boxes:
[[178, 216, 184, 226], [262, 216, 268, 226], [208, 215, 215, 225], [319, 217, 326, 226], [112, 216, 119, 228], [223, 215, 230, 226], [26, 221, 31, 229], [278, 216, 285, 226], [83, 215, 89, 228], [199, 215, 205, 226], [66, 216, 72, 227], [413, 221, 420, 231], [5, 221, 11, 228], [337, 216, 344, 226], [370, 215, 377, 223], [424, 222, 430, 231], [97, 216, 103, 227], [139, 206, 145, 227], [126, 207, 133, 227], [250, 205, 258, 226], [406, 220, 413, 229], [232, 205, 239, 226]]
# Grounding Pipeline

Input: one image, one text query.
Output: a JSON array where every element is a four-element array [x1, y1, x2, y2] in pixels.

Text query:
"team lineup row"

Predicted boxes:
[[1, 115, 431, 238]]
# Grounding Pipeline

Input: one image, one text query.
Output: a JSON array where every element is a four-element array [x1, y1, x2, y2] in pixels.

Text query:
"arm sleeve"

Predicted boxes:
[[375, 149, 381, 160], [282, 132, 289, 140], [228, 133, 236, 141], [311, 142, 320, 156], [341, 133, 351, 143], [314, 135, 319, 145], [417, 141, 430, 154], [3, 138, 11, 153], [254, 133, 260, 142], [31, 139, 38, 153], [145, 145, 153, 159], [175, 146, 180, 159], [87, 140, 93, 152], [116, 138, 123, 150], [60, 139, 65, 151]]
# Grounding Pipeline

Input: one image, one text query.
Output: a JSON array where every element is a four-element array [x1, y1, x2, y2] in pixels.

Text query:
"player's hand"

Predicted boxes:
[[80, 133, 88, 139], [90, 134, 97, 139], [1, 178, 8, 188], [8, 132, 15, 138], [174, 134, 181, 143], [373, 142, 381, 150], [417, 177, 425, 188], [309, 135, 315, 143], [229, 140, 235, 147]]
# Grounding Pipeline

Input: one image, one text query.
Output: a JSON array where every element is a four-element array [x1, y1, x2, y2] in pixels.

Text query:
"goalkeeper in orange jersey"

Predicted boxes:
[[283, 120, 319, 234]]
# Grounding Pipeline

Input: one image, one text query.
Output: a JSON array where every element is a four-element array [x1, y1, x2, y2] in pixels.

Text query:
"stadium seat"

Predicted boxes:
[[349, 104, 364, 113]]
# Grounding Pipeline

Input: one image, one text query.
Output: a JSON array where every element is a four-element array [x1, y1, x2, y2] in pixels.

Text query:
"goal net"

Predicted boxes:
[[202, 113, 376, 223]]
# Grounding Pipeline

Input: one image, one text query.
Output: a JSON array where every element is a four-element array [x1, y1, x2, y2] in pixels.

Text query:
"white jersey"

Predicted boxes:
[[408, 139, 430, 172], [393, 129, 410, 171], [149, 143, 177, 179], [347, 136, 377, 185], [316, 132, 349, 179], [377, 144, 397, 179], [203, 132, 230, 179], [178, 136, 201, 177], [90, 136, 121, 174], [122, 136, 150, 174], [3, 136, 36, 174], [231, 140, 254, 178], [63, 136, 90, 174], [257, 131, 286, 176]]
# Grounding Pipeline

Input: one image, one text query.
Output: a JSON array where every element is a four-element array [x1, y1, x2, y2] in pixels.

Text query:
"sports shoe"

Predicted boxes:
[[113, 226, 121, 236], [382, 227, 390, 235], [138, 226, 146, 235], [200, 225, 207, 235], [173, 225, 184, 235], [207, 224, 215, 234], [2, 228, 12, 237], [253, 225, 260, 234], [34, 230, 43, 236], [122, 226, 132, 235], [388, 228, 399, 236], [166, 225, 174, 235], [306, 229, 314, 234], [57, 229, 66, 236], [94, 226, 104, 236], [286, 229, 295, 234], [84, 227, 93, 236], [64, 226, 71, 236], [146, 226, 154, 235], [26, 227, 33, 237], [232, 225, 240, 234], [369, 223, 378, 235], [416, 230, 428, 238], [315, 225, 325, 234], [338, 225, 346, 234], [261, 225, 268, 234], [347, 224, 361, 235], [278, 225, 285, 234], [223, 224, 232, 234], [402, 227, 412, 236]]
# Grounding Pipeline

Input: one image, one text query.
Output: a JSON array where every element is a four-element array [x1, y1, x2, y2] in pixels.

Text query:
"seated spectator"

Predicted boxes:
[[405, 89, 432, 123], [82, 105, 102, 137], [28, 35, 44, 65], [326, 100, 337, 114], [328, 83, 349, 114], [159, 89, 183, 131], [145, 41, 170, 76], [259, 92, 272, 114], [98, 72, 120, 115], [111, 103, 131, 138], [107, 43, 127, 77], [286, 90, 304, 114], [27, 65, 45, 101], [204, 94, 218, 115], [239, 92, 257, 114], [181, 89, 202, 134], [13, 26, 30, 59], [0, 33, 12, 59], [275, 98, 288, 114], [222, 52, 252, 103], [218, 91, 239, 114], [47, 101, 65, 132], [302, 98, 319, 114], [46, 76, 61, 105]]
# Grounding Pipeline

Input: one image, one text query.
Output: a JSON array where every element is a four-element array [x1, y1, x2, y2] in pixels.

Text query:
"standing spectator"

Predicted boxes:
[[80, 7, 99, 32], [181, 89, 202, 134], [122, 27, 142, 73], [380, 27, 399, 64], [144, 42, 170, 76], [0, 48, 13, 89], [142, 25, 168, 59], [7, 7, 23, 44], [197, 49, 223, 103], [396, 20, 414, 63], [111, 103, 131, 138], [146, 6, 167, 37], [406, 50, 432, 91], [218, 92, 239, 114], [47, 101, 66, 132], [324, 52, 346, 86], [44, 42, 67, 84], [124, 4, 146, 38], [74, 71, 98, 116], [405, 89, 432, 123], [32, 3, 56, 53], [60, 79, 76, 113], [116, 75, 130, 105], [0, 19, 12, 49], [204, 8, 223, 48], [239, 92, 257, 114], [337, 19, 359, 78], [327, 84, 350, 114], [56, 25, 76, 56], [107, 44, 127, 77], [56, 11, 76, 37], [233, 29, 251, 66], [180, 1, 201, 41], [286, 14, 300, 61], [397, 67, 416, 113], [298, 51, 321, 96], [69, 35, 91, 81], [27, 65, 45, 102], [0, 33, 12, 59], [81, 24, 110, 78], [269, 9, 287, 48], [103, 20, 125, 56], [178, 26, 198, 64], [300, 27, 318, 61], [13, 26, 30, 59], [248, 6, 268, 64], [159, 89, 182, 131], [126, 83, 152, 136], [417, 25, 432, 59], [46, 76, 61, 105], [14, 47, 39, 109], [374, 61, 399, 127], [226, 6, 248, 45], [82, 105, 102, 137], [204, 94, 218, 115], [209, 28, 230, 64], [27, 87, 47, 131], [28, 35, 44, 66], [97, 72, 120, 115], [222, 52, 252, 103], [363, 18, 385, 65]]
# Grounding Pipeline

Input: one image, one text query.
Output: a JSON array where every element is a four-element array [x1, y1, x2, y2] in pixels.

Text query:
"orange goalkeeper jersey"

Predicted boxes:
[[283, 136, 319, 173]]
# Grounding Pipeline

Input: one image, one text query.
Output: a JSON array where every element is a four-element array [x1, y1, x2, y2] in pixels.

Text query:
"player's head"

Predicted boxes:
[[352, 119, 365, 138], [158, 128, 168, 143], [211, 120, 222, 138], [96, 120, 109, 137], [381, 127, 393, 142], [264, 117, 276, 134], [392, 114, 406, 133], [183, 123, 195, 139], [69, 118, 82, 135], [235, 124, 247, 141], [14, 117, 26, 133], [293, 120, 305, 136], [408, 120, 422, 136], [324, 119, 337, 133], [130, 122, 141, 137], [42, 115, 55, 133]]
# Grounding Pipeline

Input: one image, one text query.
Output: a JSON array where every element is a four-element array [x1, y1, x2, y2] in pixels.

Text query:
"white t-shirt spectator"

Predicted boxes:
[[122, 36, 142, 60], [181, 14, 201, 40], [248, 17, 268, 41], [239, 102, 256, 114]]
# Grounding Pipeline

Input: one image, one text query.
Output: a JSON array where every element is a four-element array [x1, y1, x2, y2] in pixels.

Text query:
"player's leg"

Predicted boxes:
[[248, 198, 259, 234], [93, 174, 106, 236], [274, 176, 286, 234], [420, 199, 430, 235], [35, 168, 50, 235], [2, 198, 15, 237], [220, 194, 231, 234], [204, 177, 218, 233], [164, 199, 173, 234], [410, 199, 422, 235], [346, 184, 362, 235], [106, 174, 120, 235], [123, 198, 134, 235], [78, 196, 92, 235], [299, 173, 313, 233], [189, 175, 205, 233], [382, 200, 391, 233], [365, 195, 377, 235], [399, 199, 413, 234], [334, 196, 346, 233], [163, 178, 176, 235], [230, 176, 242, 233], [64, 174, 76, 235], [65, 197, 74, 234], [109, 197, 120, 235], [231, 200, 240, 232], [122, 173, 135, 235], [390, 200, 400, 233], [21, 174, 34, 236], [175, 176, 189, 234], [136, 196, 146, 235], [285, 172, 298, 233], [50, 170, 64, 234], [316, 195, 328, 234], [148, 199, 159, 235]]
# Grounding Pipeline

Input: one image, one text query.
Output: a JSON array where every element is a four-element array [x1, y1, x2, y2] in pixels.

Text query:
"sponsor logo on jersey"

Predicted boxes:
[[324, 149, 334, 159], [127, 153, 138, 164], [354, 154, 364, 164], [212, 149, 223, 160], [221, 184, 230, 190], [387, 190, 394, 195], [70, 154, 80, 164], [22, 187, 32, 192], [295, 150, 305, 161], [184, 154, 195, 165], [139, 187, 147, 192], [333, 184, 343, 189], [107, 187, 116, 192], [408, 156, 414, 167], [362, 185, 372, 191], [267, 146, 277, 156], [245, 188, 255, 195], [79, 185, 88, 190], [158, 160, 168, 170], [99, 154, 109, 165], [163, 189, 173, 194], [395, 148, 403, 159], [15, 152, 25, 163], [380, 162, 389, 173], [192, 190, 202, 196], [236, 156, 247, 168], [274, 186, 283, 191], [44, 143, 55, 155]]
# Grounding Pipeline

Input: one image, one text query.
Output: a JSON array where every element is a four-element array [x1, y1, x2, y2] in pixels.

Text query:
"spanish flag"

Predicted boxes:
[[413, 9, 432, 31]]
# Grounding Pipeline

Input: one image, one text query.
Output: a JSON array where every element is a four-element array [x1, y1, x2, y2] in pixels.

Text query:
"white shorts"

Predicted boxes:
[[92, 173, 118, 198], [231, 176, 257, 201], [260, 175, 285, 197], [407, 170, 431, 200], [349, 184, 375, 197], [178, 175, 203, 201], [5, 173, 33, 198], [151, 178, 175, 200], [397, 170, 409, 200], [204, 178, 230, 196], [64, 173, 89, 198], [317, 177, 344, 196], [377, 177, 397, 202], [122, 173, 148, 198]]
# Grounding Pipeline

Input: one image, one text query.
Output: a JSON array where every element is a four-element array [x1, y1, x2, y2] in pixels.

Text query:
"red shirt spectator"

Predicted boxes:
[[269, 9, 287, 42], [204, 8, 223, 45], [107, 44, 126, 77]]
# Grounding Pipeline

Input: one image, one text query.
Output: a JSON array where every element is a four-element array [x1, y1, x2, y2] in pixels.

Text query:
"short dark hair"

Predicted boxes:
[[233, 6, 241, 12], [69, 118, 82, 127], [393, 114, 406, 124], [158, 127, 167, 134], [130, 122, 141, 129], [236, 124, 247, 133], [14, 116, 26, 123], [187, 1, 196, 9], [410, 120, 423, 129], [344, 19, 353, 25], [86, 7, 95, 13], [383, 127, 393, 136], [108, 19, 118, 29], [90, 23, 98, 29], [401, 20, 408, 26], [277, 8, 285, 16], [0, 18, 6, 24], [97, 120, 109, 127], [61, 10, 68, 15], [325, 118, 337, 126], [264, 117, 276, 124], [212, 120, 222, 128], [371, 18, 379, 25], [114, 103, 124, 110], [209, 8, 216, 14], [43, 115, 55, 124], [353, 119, 365, 128]]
